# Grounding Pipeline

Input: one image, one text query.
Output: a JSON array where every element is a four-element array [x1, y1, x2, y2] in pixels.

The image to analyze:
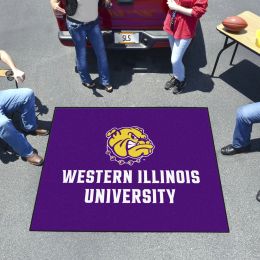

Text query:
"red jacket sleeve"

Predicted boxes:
[[191, 0, 208, 18]]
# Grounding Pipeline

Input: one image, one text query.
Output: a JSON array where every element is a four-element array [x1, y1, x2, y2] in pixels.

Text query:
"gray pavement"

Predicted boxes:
[[0, 0, 260, 259]]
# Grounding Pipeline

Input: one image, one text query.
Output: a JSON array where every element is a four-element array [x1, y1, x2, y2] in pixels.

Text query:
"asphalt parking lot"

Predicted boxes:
[[0, 0, 259, 259]]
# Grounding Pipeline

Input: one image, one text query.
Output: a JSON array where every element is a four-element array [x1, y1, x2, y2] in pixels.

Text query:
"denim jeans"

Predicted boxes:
[[168, 35, 192, 82], [67, 18, 110, 86], [233, 102, 260, 148], [0, 88, 37, 157]]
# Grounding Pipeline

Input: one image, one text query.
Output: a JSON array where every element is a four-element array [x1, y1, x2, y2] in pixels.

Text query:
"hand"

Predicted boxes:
[[167, 0, 179, 11], [50, 1, 66, 16], [104, 0, 112, 8], [12, 68, 25, 84]]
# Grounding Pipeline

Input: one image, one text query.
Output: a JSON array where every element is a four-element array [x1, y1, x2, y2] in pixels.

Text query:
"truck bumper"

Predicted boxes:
[[58, 30, 169, 49]]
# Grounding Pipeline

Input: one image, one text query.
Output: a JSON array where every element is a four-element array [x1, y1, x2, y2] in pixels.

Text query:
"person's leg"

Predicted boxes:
[[233, 102, 260, 148], [0, 113, 33, 157], [165, 35, 176, 90], [171, 38, 192, 82], [221, 102, 260, 155], [0, 89, 45, 164], [0, 88, 37, 132], [87, 21, 110, 86], [165, 37, 191, 92], [66, 19, 93, 84], [18, 89, 37, 132]]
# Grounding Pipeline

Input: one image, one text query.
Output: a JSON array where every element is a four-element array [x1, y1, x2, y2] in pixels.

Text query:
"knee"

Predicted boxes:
[[236, 106, 251, 124], [171, 55, 181, 67], [20, 88, 35, 103], [21, 88, 34, 98], [23, 88, 34, 97]]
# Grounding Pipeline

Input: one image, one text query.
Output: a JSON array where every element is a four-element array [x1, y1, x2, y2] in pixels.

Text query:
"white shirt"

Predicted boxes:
[[69, 0, 99, 23]]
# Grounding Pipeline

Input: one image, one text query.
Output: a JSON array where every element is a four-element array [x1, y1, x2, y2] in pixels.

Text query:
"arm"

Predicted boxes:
[[191, 0, 208, 18], [167, 0, 192, 16], [100, 0, 112, 8], [0, 50, 25, 83], [50, 0, 66, 16], [167, 0, 208, 18]]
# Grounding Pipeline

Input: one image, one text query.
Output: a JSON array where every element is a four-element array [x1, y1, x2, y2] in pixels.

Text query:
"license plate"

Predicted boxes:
[[114, 32, 139, 44]]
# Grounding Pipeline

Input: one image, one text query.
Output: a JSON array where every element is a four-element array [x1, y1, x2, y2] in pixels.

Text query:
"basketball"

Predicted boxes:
[[222, 16, 248, 32]]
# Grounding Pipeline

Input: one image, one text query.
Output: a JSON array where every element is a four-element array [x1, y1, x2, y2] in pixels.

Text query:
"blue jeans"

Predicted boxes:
[[168, 35, 192, 82], [0, 88, 37, 157], [233, 102, 260, 148], [67, 18, 110, 86]]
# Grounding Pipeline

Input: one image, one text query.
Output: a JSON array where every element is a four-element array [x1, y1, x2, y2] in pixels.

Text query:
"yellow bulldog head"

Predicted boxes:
[[106, 127, 155, 160]]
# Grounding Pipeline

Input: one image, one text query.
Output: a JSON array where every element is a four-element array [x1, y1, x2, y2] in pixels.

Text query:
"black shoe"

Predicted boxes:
[[29, 128, 49, 136], [172, 79, 186, 94], [103, 84, 113, 93], [23, 153, 44, 166], [164, 76, 176, 90], [82, 81, 96, 89], [221, 144, 251, 155], [256, 190, 260, 202]]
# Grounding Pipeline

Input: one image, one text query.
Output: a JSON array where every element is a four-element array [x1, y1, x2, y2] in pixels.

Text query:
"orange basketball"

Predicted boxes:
[[222, 16, 248, 32]]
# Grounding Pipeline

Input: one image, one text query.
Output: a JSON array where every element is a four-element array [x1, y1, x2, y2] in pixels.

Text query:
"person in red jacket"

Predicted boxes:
[[164, 0, 208, 94]]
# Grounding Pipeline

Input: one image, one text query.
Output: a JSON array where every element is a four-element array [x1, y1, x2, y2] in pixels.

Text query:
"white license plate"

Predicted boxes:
[[114, 32, 139, 44]]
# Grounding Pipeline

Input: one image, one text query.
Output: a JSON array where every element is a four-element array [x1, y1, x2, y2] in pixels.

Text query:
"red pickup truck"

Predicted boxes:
[[56, 0, 169, 49]]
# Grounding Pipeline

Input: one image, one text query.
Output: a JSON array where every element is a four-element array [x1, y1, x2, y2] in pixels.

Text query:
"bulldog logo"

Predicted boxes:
[[105, 126, 155, 165]]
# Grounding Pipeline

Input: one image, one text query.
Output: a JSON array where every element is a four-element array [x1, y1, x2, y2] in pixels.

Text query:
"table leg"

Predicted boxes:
[[211, 37, 236, 77], [230, 43, 239, 65]]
